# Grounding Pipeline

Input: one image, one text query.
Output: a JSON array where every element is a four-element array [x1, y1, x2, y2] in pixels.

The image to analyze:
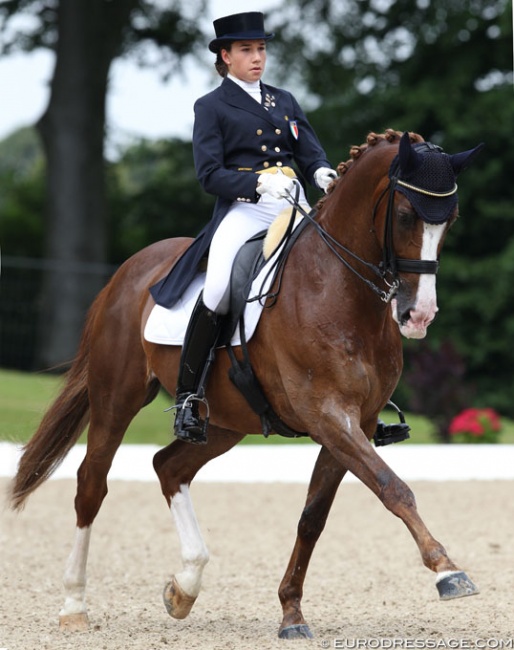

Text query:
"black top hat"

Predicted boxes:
[[209, 12, 274, 53]]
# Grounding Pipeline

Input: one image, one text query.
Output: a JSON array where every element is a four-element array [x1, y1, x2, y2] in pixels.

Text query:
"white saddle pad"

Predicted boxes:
[[144, 252, 275, 347], [144, 213, 305, 347]]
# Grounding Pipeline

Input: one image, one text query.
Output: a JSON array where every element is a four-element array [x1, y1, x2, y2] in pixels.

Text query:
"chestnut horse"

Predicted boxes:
[[10, 130, 483, 640]]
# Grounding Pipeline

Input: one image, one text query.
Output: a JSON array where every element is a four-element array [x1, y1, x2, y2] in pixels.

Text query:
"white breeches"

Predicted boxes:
[[203, 186, 309, 313]]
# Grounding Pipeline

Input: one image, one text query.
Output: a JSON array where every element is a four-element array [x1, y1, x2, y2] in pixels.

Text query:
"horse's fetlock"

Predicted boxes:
[[423, 545, 454, 573]]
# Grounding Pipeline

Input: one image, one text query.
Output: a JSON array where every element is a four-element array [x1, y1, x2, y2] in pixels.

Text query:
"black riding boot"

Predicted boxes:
[[174, 294, 223, 444]]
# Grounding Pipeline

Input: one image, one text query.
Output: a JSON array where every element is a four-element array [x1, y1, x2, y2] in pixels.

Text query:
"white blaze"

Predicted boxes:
[[393, 222, 446, 339]]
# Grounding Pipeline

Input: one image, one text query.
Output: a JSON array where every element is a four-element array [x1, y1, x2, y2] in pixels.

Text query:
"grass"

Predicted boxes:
[[2, 368, 514, 446]]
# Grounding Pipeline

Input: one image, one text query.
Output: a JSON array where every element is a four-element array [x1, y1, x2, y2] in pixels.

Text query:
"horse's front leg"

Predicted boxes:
[[318, 415, 479, 601], [278, 446, 347, 640]]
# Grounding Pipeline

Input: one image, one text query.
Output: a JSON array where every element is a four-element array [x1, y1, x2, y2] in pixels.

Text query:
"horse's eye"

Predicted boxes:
[[397, 209, 417, 228]]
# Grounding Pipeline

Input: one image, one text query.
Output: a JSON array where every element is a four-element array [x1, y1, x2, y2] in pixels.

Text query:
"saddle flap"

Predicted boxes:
[[219, 231, 267, 346]]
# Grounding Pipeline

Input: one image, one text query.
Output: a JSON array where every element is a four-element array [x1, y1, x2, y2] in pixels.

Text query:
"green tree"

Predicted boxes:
[[268, 0, 514, 419], [108, 138, 213, 263], [0, 0, 206, 368], [0, 128, 45, 257]]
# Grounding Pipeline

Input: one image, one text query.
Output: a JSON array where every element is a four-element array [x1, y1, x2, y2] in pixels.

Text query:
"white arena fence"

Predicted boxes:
[[1, 443, 514, 483]]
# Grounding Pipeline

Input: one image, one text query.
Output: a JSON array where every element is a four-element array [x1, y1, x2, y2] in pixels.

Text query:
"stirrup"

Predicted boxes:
[[373, 400, 411, 447], [173, 395, 209, 445]]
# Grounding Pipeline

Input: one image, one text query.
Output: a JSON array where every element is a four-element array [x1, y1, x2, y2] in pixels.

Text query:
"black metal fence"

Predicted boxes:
[[0, 256, 117, 371]]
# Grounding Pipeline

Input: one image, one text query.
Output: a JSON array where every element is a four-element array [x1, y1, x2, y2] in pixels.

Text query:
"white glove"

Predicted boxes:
[[314, 167, 338, 193], [256, 172, 295, 200]]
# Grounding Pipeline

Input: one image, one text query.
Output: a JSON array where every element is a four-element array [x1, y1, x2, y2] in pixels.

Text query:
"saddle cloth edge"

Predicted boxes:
[[144, 259, 273, 348]]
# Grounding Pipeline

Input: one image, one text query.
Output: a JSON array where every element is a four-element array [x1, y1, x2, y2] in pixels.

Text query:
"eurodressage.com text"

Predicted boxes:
[[323, 639, 514, 649]]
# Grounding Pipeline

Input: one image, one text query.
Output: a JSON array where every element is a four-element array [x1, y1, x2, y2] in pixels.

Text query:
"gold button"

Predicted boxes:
[[256, 129, 263, 136], [275, 129, 281, 135], [261, 145, 267, 151], [263, 161, 270, 168], [274, 147, 281, 152]]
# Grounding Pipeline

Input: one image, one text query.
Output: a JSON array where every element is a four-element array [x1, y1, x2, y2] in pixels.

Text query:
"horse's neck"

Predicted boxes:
[[318, 181, 382, 265]]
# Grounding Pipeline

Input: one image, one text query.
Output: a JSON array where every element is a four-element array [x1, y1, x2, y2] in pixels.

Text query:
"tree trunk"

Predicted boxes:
[[36, 0, 137, 369]]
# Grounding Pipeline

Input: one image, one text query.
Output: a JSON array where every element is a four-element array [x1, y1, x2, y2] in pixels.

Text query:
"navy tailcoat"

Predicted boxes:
[[150, 76, 332, 308]]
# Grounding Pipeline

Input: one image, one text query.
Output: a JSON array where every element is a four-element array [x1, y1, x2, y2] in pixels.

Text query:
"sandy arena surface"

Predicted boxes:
[[1, 476, 513, 649]]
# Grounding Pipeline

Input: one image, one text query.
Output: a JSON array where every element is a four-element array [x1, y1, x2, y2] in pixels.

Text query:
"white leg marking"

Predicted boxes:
[[171, 484, 209, 598], [59, 526, 91, 617]]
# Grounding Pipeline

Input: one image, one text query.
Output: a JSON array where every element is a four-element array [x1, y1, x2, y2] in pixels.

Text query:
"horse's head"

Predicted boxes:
[[376, 131, 483, 339]]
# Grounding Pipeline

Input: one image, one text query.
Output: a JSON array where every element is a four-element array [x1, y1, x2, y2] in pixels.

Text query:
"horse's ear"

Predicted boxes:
[[398, 131, 422, 175], [449, 143, 485, 175]]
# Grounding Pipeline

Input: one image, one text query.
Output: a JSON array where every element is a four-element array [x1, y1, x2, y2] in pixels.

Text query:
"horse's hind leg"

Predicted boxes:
[[59, 348, 156, 630], [152, 426, 244, 620], [278, 446, 347, 640]]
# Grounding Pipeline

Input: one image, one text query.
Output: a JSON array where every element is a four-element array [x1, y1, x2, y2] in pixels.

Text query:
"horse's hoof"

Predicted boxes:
[[436, 570, 479, 600], [59, 612, 89, 631], [163, 575, 197, 619], [278, 624, 314, 639]]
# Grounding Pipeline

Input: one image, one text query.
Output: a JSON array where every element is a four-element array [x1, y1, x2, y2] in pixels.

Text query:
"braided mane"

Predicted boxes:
[[317, 129, 425, 209]]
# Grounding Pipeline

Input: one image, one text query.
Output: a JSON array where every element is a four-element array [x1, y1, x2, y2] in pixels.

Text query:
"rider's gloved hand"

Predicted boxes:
[[256, 172, 295, 200], [314, 167, 338, 193]]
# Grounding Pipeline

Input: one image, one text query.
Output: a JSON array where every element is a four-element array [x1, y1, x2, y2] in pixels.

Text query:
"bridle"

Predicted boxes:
[[285, 145, 457, 303]]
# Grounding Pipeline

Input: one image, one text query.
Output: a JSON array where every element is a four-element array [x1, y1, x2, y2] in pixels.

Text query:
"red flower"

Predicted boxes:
[[449, 408, 502, 443]]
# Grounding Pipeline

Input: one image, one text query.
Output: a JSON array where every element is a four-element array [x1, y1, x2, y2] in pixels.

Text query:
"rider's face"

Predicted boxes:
[[221, 40, 267, 83]]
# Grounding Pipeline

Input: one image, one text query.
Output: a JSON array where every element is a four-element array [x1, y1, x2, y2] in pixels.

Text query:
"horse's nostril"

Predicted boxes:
[[400, 309, 411, 325]]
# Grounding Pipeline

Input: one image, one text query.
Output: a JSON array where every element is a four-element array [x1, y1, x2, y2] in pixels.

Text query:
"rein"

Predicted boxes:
[[285, 174, 442, 304]]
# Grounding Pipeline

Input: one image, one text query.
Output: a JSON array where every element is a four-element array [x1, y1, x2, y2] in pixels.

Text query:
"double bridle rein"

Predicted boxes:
[[285, 161, 457, 304]]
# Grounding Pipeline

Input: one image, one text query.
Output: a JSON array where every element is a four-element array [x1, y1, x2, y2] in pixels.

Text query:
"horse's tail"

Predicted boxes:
[[10, 302, 97, 511]]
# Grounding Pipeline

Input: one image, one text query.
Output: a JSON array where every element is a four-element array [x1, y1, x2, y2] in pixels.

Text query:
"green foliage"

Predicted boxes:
[[0, 130, 211, 263], [107, 138, 213, 262], [0, 0, 207, 66], [0, 128, 46, 256], [268, 0, 514, 419]]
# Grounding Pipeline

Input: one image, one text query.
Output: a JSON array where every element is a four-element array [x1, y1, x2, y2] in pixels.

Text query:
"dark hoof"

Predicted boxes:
[[278, 624, 314, 639], [436, 571, 479, 600]]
